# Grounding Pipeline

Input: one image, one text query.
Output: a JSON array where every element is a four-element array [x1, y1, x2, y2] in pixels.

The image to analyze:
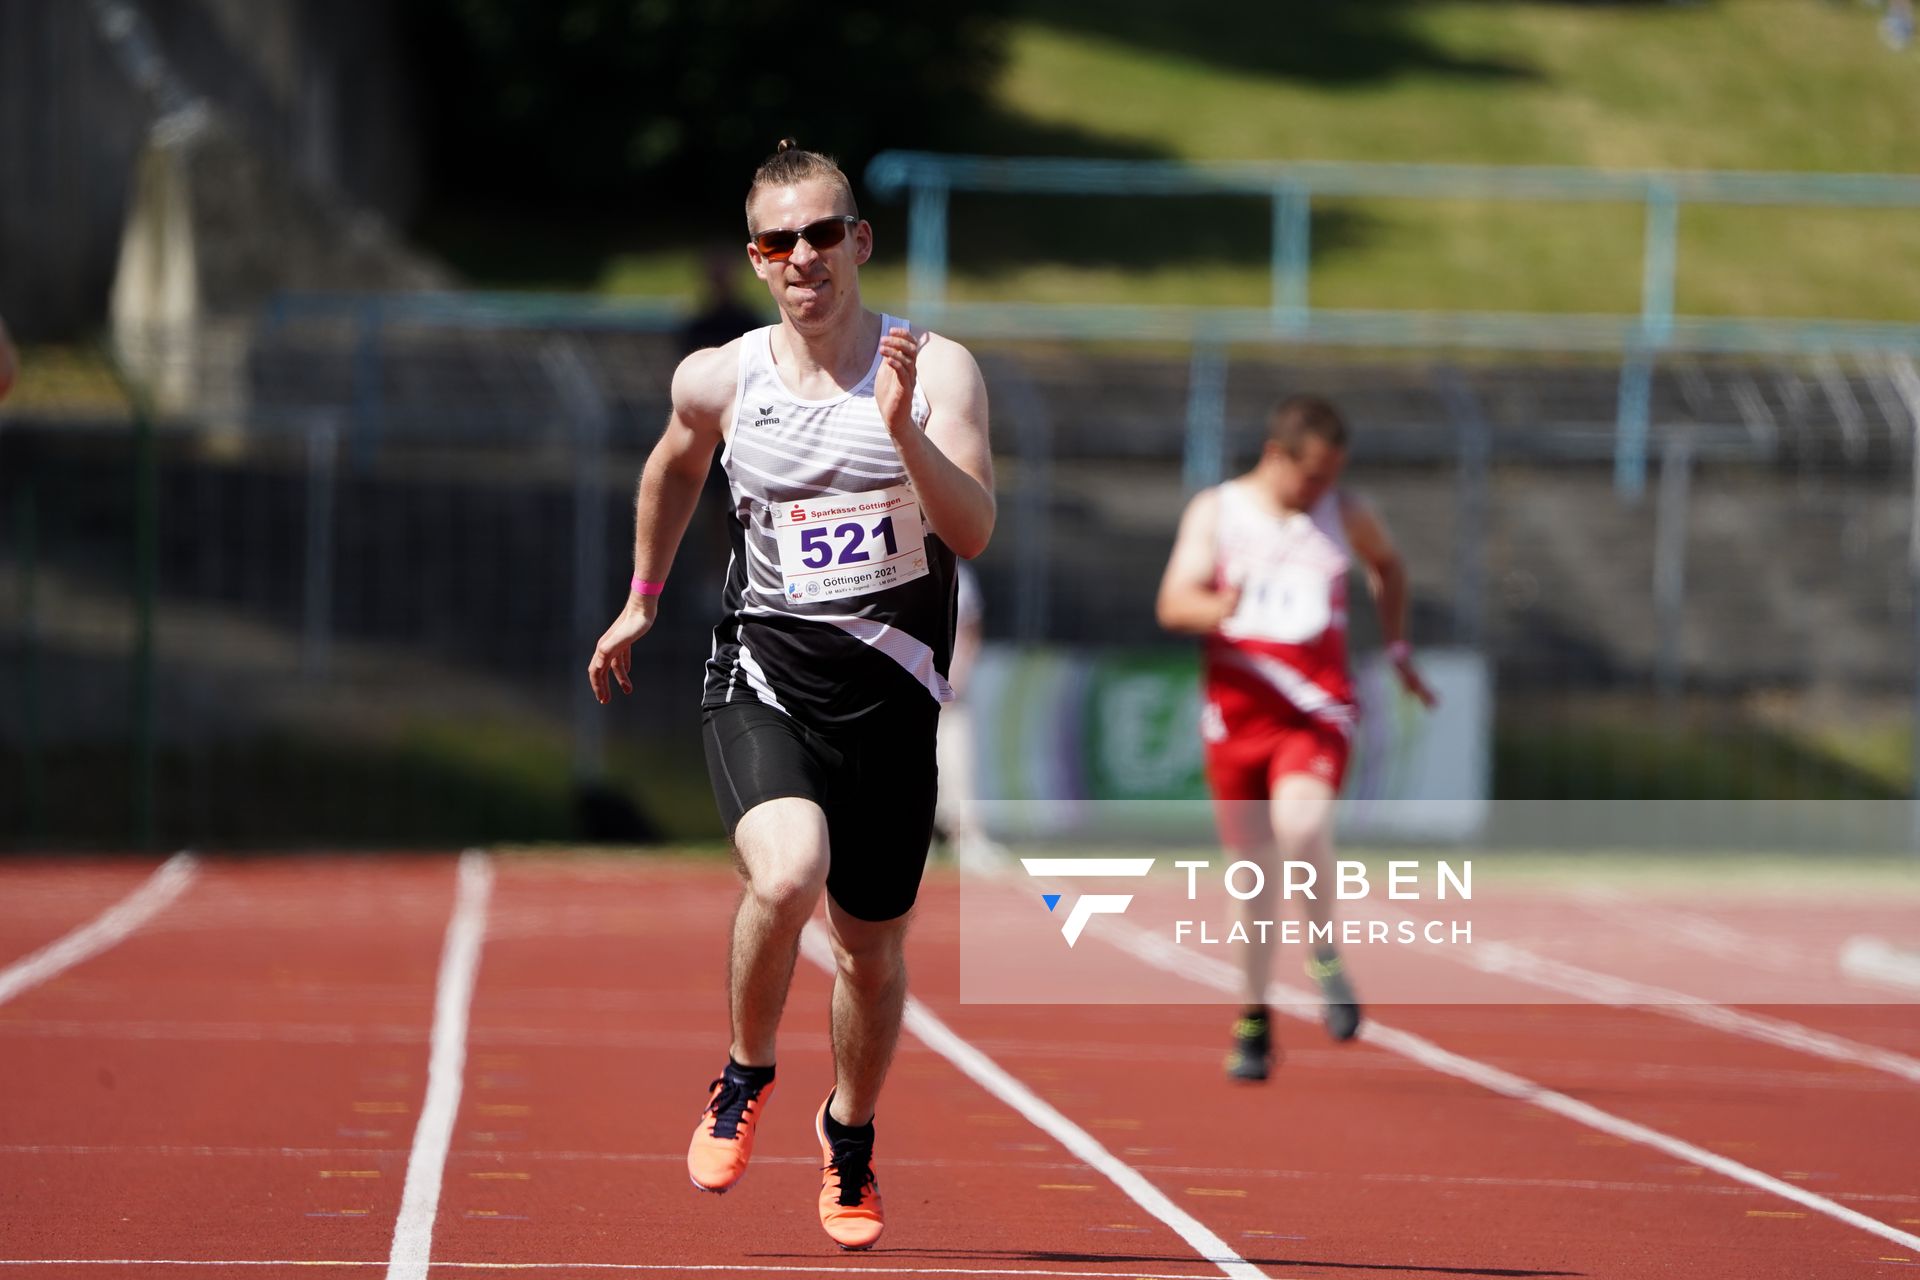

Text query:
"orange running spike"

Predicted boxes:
[[815, 1095, 884, 1250], [687, 1071, 774, 1193]]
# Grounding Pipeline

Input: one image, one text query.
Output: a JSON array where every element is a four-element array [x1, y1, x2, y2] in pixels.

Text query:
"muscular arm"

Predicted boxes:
[[877, 329, 995, 559], [1342, 495, 1409, 646], [586, 342, 733, 703], [1155, 488, 1237, 636], [1344, 493, 1437, 706], [630, 346, 732, 586]]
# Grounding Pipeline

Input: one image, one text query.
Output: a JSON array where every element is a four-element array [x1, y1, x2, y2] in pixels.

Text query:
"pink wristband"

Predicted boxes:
[[630, 575, 665, 597]]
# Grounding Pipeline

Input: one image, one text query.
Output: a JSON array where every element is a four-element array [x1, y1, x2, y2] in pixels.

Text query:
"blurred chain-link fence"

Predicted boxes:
[[4, 304, 1916, 849]]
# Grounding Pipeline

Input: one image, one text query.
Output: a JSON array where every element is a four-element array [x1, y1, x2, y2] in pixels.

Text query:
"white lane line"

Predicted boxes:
[[1572, 888, 1920, 996], [0, 1264, 1236, 1277], [1409, 912, 1920, 1085], [1479, 939, 1920, 1083], [797, 925, 1269, 1280], [1842, 937, 1920, 993], [385, 851, 493, 1280], [0, 853, 198, 1007], [1098, 916, 1920, 1255]]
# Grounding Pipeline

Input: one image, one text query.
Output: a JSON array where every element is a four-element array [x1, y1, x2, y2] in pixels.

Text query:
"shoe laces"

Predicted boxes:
[[824, 1134, 877, 1207], [1232, 1015, 1269, 1043], [703, 1075, 763, 1140]]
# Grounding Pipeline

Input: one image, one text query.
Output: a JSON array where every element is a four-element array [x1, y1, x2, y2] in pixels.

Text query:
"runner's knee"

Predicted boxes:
[[736, 802, 829, 920], [829, 920, 907, 993]]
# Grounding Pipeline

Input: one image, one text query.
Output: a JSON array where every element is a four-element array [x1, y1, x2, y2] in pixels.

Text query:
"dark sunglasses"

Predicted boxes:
[[751, 215, 859, 261]]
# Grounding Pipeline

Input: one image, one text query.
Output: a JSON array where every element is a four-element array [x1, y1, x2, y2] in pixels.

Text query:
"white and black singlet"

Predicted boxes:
[[701, 316, 960, 724], [697, 317, 963, 922]]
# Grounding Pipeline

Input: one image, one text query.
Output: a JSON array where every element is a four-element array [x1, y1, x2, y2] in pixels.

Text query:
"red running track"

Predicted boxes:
[[0, 851, 1916, 1279]]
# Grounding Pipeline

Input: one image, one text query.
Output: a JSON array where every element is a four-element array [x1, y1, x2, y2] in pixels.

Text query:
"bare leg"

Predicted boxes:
[[727, 797, 830, 1068], [824, 895, 911, 1126], [1216, 800, 1278, 1007], [1272, 773, 1360, 1039], [1272, 774, 1337, 937]]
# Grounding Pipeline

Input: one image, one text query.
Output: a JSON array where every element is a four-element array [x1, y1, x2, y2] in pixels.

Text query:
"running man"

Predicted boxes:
[[1155, 394, 1433, 1082], [587, 140, 994, 1249]]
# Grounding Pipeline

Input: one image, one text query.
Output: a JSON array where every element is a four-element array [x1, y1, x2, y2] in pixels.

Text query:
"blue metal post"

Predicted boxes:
[[1641, 180, 1679, 345], [1436, 367, 1490, 647], [907, 177, 950, 319], [1272, 183, 1311, 334], [1617, 181, 1679, 499], [1615, 352, 1654, 502], [351, 298, 384, 469], [1183, 344, 1229, 491]]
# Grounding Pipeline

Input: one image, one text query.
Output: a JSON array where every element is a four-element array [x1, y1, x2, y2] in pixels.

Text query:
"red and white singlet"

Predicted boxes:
[[1201, 481, 1355, 796]]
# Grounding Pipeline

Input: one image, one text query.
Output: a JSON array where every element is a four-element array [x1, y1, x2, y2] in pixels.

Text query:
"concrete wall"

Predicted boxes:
[[0, 2, 148, 338], [0, 0, 418, 339]]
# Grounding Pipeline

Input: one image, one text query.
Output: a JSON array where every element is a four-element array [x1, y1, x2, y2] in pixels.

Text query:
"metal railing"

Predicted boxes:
[[865, 152, 1920, 498]]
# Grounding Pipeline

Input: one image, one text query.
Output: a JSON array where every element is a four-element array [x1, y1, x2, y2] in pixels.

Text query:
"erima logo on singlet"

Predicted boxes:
[[755, 405, 781, 427]]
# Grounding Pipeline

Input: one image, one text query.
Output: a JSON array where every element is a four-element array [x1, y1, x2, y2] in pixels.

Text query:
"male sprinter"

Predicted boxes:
[[1156, 395, 1433, 1081], [588, 140, 993, 1248]]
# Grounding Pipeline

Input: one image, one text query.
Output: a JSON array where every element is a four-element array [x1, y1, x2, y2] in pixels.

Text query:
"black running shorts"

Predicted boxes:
[[701, 698, 940, 922]]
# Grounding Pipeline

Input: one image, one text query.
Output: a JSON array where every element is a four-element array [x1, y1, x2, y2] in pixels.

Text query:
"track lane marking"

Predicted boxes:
[[1368, 900, 1920, 1084], [0, 853, 198, 1006], [1842, 937, 1920, 993], [1095, 910, 1920, 1255], [384, 851, 493, 1280], [1574, 888, 1920, 999], [1427, 925, 1920, 1085], [798, 923, 1272, 1280], [0, 1264, 1255, 1276]]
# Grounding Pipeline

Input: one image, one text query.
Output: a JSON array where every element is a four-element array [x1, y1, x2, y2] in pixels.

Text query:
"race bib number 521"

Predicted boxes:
[[772, 484, 930, 604]]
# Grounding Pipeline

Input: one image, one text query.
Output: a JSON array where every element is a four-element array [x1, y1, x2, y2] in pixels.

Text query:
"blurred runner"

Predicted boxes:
[[1156, 394, 1434, 1081]]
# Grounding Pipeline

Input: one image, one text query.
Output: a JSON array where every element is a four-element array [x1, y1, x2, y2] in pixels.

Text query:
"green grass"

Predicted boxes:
[[435, 2, 1920, 324], [2, 720, 724, 852], [948, 0, 1920, 320], [997, 3, 1919, 172], [1494, 704, 1910, 801], [4, 345, 132, 416]]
